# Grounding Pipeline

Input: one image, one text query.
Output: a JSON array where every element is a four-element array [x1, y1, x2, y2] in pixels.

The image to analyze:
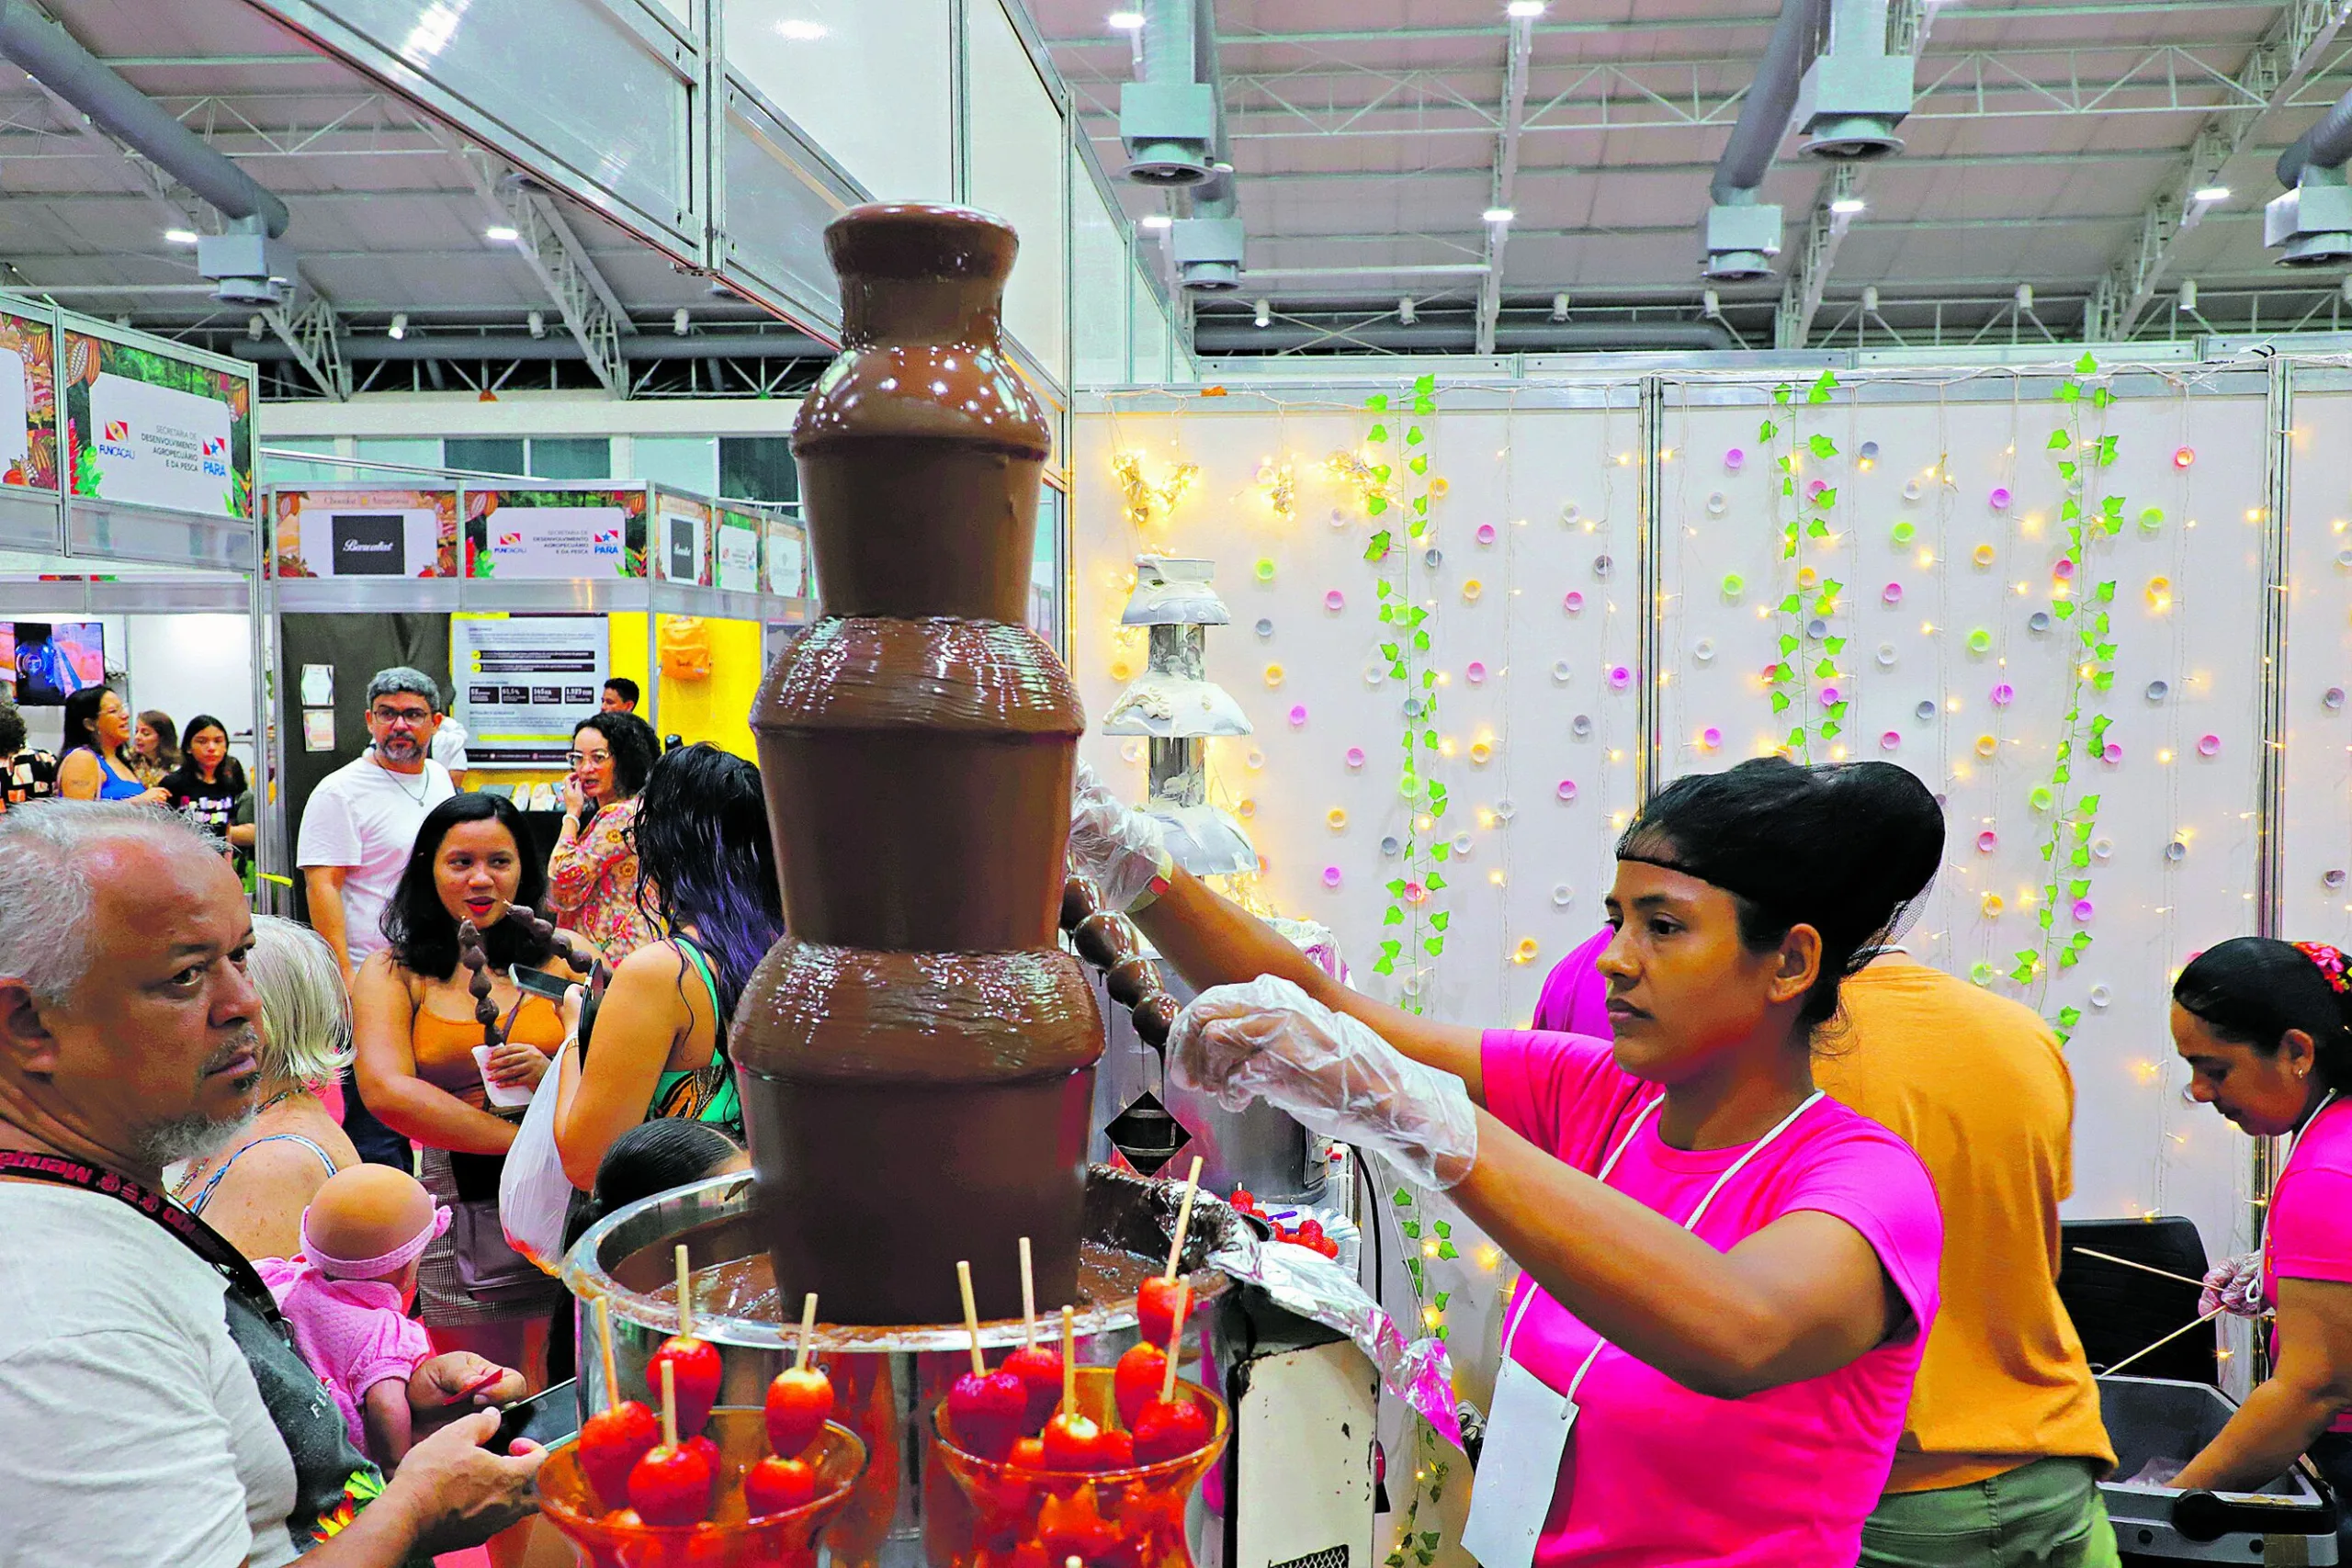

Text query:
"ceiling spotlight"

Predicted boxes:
[[1108, 10, 1144, 28], [246, 314, 265, 341], [1398, 297, 1417, 325], [2015, 283, 2034, 310], [1506, 0, 1546, 15], [387, 312, 407, 340], [673, 307, 691, 335], [775, 18, 827, 39], [1861, 284, 1880, 311], [2178, 278, 2198, 311], [1550, 291, 1570, 321], [164, 228, 199, 245], [1482, 206, 1516, 224], [1253, 298, 1271, 329], [2343, 276, 2352, 305], [484, 224, 520, 242], [1829, 196, 1867, 215], [2192, 185, 2232, 204], [1139, 212, 1173, 231], [526, 310, 546, 338], [1702, 288, 1722, 317]]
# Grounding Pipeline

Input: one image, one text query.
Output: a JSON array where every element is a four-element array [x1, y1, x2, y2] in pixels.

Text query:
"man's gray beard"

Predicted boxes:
[[378, 737, 424, 765], [136, 1102, 259, 1170]]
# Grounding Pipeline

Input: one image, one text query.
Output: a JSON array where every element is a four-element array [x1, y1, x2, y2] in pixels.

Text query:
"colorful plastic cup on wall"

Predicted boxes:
[[1325, 589, 1346, 612], [1988, 487, 2012, 511], [1345, 746, 1366, 769], [1967, 627, 1995, 654]]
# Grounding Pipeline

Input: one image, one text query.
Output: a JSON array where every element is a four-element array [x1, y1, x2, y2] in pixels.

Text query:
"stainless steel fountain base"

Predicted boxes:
[[563, 1165, 1238, 1568]]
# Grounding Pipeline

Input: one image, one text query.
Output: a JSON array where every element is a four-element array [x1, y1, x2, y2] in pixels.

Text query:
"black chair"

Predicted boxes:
[[2057, 1217, 2221, 1389]]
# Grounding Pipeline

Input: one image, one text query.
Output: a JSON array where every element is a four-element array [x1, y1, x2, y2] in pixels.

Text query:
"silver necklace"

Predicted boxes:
[[377, 752, 431, 804]]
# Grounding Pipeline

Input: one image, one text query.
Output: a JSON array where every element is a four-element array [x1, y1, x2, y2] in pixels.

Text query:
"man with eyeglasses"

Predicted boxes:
[[296, 669, 457, 1168]]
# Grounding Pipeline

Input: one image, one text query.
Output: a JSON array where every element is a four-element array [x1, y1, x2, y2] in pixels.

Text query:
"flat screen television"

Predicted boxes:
[[2, 621, 105, 705]]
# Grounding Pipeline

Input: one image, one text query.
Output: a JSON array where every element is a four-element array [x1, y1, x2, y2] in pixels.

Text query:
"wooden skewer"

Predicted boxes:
[[660, 1358, 680, 1450], [1159, 1282, 1191, 1404], [956, 1260, 988, 1379], [2072, 1247, 2211, 1292], [1019, 1236, 1038, 1351], [594, 1296, 621, 1413], [796, 1292, 818, 1373], [674, 1243, 694, 1338], [2103, 1304, 2227, 1377], [1060, 1304, 1078, 1421], [1162, 1156, 1204, 1280]]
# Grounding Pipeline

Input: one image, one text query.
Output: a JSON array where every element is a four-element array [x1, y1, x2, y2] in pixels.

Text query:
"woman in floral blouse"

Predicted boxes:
[[546, 710, 661, 959]]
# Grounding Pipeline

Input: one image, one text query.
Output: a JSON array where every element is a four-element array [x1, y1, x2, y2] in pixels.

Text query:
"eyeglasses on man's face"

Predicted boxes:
[[371, 705, 432, 727]]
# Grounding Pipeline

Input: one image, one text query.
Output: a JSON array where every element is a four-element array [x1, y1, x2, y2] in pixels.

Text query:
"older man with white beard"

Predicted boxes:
[[0, 802, 540, 1567]]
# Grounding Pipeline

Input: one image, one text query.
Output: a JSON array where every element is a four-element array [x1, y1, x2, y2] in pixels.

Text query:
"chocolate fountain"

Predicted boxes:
[[563, 206, 1232, 1568], [736, 203, 1102, 1327]]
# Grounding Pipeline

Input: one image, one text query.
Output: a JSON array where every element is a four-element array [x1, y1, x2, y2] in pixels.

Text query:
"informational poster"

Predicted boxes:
[[464, 488, 648, 579], [657, 492, 710, 585], [450, 613, 608, 768], [62, 326, 254, 516], [715, 509, 762, 593], [273, 487, 458, 578], [0, 310, 58, 491], [765, 519, 807, 597]]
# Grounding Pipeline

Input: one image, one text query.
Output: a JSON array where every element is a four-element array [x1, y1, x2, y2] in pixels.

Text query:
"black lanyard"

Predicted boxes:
[[0, 1149, 287, 1327]]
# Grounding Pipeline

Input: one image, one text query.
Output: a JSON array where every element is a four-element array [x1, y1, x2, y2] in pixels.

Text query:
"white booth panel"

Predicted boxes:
[[1130, 265, 1170, 383], [1658, 368, 2273, 1258], [2280, 370, 2352, 947], [722, 0, 954, 202], [1072, 157, 1131, 389], [967, 0, 1068, 378]]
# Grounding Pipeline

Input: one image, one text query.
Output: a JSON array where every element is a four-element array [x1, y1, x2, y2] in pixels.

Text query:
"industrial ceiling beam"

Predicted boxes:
[[2084, 0, 2352, 339], [1227, 143, 2304, 184], [1474, 6, 1537, 355], [259, 296, 347, 400], [440, 130, 634, 398]]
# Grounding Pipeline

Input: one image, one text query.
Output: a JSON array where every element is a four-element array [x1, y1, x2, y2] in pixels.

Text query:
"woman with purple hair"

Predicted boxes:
[[548, 742, 780, 1190]]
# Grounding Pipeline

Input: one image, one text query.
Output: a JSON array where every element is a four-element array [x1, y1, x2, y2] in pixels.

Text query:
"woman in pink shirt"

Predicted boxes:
[[2168, 937, 2352, 1529], [1073, 757, 1946, 1566]]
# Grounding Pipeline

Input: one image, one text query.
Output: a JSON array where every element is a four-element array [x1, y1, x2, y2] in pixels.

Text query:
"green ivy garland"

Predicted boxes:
[[2011, 352, 2126, 1043], [1757, 371, 1850, 761]]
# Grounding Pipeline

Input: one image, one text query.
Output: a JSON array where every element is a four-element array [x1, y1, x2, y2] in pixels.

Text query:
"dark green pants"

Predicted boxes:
[[1858, 1458, 2120, 1568]]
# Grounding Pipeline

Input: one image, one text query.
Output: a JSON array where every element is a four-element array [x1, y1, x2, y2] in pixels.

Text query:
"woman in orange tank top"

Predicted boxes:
[[353, 793, 594, 1382]]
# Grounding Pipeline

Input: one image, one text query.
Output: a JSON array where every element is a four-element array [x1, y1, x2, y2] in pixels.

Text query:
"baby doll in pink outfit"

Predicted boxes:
[[257, 1164, 526, 1465]]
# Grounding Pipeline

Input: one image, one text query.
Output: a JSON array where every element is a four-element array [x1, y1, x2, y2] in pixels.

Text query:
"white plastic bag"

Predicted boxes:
[[499, 1043, 575, 1273]]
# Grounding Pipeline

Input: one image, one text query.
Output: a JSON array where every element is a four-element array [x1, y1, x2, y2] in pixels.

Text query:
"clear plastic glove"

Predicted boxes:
[[2199, 1251, 2265, 1318], [1069, 760, 1170, 912], [1169, 976, 1478, 1190], [2127, 1456, 2187, 1489]]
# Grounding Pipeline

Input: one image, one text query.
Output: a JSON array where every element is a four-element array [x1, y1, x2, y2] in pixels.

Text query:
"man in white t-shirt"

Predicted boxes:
[[298, 667, 456, 1168], [297, 667, 456, 984], [0, 802, 542, 1567]]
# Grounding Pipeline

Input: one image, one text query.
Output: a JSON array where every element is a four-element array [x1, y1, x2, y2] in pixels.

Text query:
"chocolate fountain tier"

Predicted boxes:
[[752, 615, 1081, 952], [733, 939, 1101, 1325], [795, 204, 1052, 624]]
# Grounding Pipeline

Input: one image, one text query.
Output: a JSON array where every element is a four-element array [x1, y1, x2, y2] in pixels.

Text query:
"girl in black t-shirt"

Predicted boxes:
[[160, 713, 251, 860]]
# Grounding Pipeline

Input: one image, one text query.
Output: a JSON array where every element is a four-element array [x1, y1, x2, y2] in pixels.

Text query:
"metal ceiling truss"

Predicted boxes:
[[1067, 44, 2352, 141], [2085, 0, 2352, 340], [247, 345, 824, 402], [442, 132, 634, 398], [1474, 6, 1536, 355]]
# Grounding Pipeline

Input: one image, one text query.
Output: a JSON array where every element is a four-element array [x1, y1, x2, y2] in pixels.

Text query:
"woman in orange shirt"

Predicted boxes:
[[354, 793, 592, 1382]]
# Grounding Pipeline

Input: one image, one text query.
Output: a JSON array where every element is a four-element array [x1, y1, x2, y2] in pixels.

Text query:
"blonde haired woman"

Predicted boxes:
[[173, 915, 361, 1259]]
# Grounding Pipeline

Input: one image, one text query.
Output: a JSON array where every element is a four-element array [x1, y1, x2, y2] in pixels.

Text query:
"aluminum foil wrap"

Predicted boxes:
[[1196, 1190, 1463, 1449]]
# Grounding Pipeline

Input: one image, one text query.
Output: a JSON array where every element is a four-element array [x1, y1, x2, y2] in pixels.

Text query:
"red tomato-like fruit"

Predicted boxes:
[[1097, 1427, 1136, 1470], [764, 1366, 835, 1458], [578, 1400, 661, 1508], [1113, 1342, 1167, 1430], [1042, 1411, 1112, 1472], [744, 1453, 820, 1517], [647, 1335, 723, 1436], [1132, 1393, 1213, 1465], [947, 1369, 1028, 1461], [1136, 1277, 1190, 1352], [1001, 1343, 1063, 1433], [1009, 1437, 1047, 1471], [628, 1439, 715, 1527]]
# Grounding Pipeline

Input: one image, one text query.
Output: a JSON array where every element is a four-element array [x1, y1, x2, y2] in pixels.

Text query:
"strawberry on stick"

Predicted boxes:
[[628, 1359, 715, 1526], [1003, 1235, 1063, 1432], [579, 1296, 660, 1509], [947, 1259, 1025, 1461], [1136, 1156, 1203, 1351]]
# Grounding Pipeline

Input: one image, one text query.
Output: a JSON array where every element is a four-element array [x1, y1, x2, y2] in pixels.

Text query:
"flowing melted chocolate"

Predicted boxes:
[[740, 201, 1101, 1328]]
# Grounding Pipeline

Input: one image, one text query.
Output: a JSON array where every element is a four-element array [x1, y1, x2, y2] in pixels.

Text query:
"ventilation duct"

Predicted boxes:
[[2267, 85, 2352, 267], [1700, 0, 1829, 281], [1121, 0, 1217, 186], [1173, 170, 1243, 291], [0, 0, 298, 304], [1193, 319, 1736, 354], [1794, 0, 1911, 161]]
